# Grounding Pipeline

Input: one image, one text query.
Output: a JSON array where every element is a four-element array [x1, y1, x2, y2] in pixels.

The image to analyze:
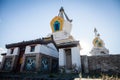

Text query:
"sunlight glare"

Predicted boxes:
[[80, 40, 91, 56]]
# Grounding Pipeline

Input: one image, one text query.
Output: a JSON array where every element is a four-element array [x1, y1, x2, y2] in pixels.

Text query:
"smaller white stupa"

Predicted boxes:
[[90, 28, 109, 55]]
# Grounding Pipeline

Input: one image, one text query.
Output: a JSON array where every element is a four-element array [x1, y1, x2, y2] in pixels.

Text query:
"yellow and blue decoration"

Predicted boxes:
[[50, 16, 64, 32], [93, 37, 103, 47]]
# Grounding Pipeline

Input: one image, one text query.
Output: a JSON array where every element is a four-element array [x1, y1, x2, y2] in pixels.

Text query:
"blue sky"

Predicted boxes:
[[0, 0, 120, 58]]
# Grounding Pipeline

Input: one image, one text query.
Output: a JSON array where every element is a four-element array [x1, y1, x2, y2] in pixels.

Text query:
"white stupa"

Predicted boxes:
[[49, 7, 75, 44], [50, 7, 81, 72], [90, 28, 109, 55]]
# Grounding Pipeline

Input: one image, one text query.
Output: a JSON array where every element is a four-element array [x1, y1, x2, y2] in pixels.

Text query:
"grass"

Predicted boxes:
[[0, 72, 120, 80]]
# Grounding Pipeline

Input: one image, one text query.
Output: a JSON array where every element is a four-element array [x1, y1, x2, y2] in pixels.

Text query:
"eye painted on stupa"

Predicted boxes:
[[95, 39, 99, 44]]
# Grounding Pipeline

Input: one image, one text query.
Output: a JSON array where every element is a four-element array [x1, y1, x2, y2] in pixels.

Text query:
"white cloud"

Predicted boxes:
[[80, 40, 92, 56], [0, 48, 7, 53]]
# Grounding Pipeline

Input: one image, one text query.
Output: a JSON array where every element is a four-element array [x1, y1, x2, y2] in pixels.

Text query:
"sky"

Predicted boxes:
[[0, 0, 120, 61]]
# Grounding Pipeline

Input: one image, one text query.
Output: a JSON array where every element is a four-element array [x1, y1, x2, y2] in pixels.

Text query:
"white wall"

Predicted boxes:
[[25, 43, 59, 58], [5, 42, 58, 58], [35, 44, 41, 52], [59, 49, 66, 66], [90, 47, 109, 56], [63, 20, 72, 34], [71, 47, 81, 70], [13, 47, 19, 55], [53, 31, 69, 41], [25, 46, 31, 53], [25, 44, 41, 54], [6, 49, 11, 55], [40, 43, 58, 58], [7, 47, 19, 55]]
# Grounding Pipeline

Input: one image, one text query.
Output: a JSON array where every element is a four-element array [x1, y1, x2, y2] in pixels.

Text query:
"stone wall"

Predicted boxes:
[[81, 55, 120, 74]]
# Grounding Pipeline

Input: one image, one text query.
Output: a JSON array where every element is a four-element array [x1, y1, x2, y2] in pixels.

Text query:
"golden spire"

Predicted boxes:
[[93, 28, 104, 47]]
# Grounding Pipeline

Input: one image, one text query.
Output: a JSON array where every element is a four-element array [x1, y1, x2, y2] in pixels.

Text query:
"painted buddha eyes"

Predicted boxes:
[[95, 40, 98, 44], [95, 39, 102, 47]]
